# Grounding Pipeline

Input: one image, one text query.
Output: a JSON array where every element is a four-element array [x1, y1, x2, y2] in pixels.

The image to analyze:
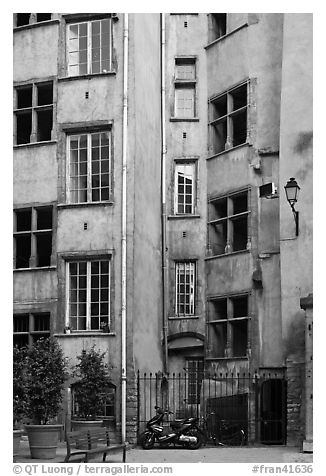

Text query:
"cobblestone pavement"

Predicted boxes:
[[15, 439, 313, 464]]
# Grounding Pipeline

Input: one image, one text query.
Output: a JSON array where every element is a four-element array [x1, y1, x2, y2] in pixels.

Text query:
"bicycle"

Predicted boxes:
[[201, 412, 246, 447]]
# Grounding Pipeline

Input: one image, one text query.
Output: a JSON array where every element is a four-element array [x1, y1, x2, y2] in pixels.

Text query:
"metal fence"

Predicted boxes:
[[136, 371, 287, 445]]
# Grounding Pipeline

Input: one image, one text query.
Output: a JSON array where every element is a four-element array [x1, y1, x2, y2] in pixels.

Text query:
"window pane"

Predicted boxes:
[[175, 87, 195, 118], [17, 86, 32, 109], [37, 208, 52, 230], [16, 111, 32, 144], [36, 233, 52, 267], [16, 209, 32, 232], [15, 235, 31, 268]]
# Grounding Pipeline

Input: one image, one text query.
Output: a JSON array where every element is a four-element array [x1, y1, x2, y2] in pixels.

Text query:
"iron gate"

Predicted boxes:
[[136, 371, 287, 445]]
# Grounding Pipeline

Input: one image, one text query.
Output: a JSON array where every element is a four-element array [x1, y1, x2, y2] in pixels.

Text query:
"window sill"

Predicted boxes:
[[206, 356, 249, 361], [168, 214, 201, 220], [14, 140, 57, 149], [58, 72, 116, 82], [205, 249, 250, 261], [207, 142, 250, 160], [54, 332, 116, 337], [13, 19, 60, 32], [57, 201, 114, 209], [168, 315, 200, 320], [170, 117, 200, 122], [205, 23, 248, 50], [14, 266, 56, 272]]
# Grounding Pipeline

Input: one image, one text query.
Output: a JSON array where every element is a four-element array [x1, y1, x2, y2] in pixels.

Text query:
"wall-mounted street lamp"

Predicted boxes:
[[284, 177, 300, 236]]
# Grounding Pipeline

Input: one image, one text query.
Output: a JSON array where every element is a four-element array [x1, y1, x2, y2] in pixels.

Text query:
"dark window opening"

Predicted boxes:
[[209, 220, 227, 255], [36, 13, 52, 22], [232, 296, 248, 318], [14, 314, 29, 333], [209, 197, 227, 221], [16, 13, 31, 27], [33, 313, 50, 331], [210, 322, 227, 358], [16, 112, 32, 144], [13, 334, 29, 348], [36, 233, 52, 267], [210, 13, 227, 41], [16, 209, 32, 231], [210, 299, 227, 320], [17, 87, 32, 109], [37, 208, 52, 230], [231, 84, 247, 110], [211, 121, 226, 155], [232, 215, 248, 251], [15, 235, 31, 268], [231, 319, 248, 357], [232, 193, 248, 215], [232, 111, 247, 147], [37, 83, 53, 106], [37, 109, 52, 141], [211, 95, 227, 121]]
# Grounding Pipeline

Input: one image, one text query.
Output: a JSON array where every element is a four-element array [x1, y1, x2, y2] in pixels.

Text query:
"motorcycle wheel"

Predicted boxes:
[[140, 432, 155, 450], [186, 430, 203, 450]]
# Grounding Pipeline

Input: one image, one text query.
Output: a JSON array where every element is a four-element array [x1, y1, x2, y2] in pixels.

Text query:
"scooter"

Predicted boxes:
[[139, 406, 203, 450]]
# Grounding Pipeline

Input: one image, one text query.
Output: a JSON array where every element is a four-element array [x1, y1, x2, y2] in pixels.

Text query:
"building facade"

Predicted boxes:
[[13, 13, 312, 447]]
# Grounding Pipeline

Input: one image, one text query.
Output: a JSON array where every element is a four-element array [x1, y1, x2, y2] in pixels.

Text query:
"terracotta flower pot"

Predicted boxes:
[[25, 424, 63, 459], [13, 429, 23, 456], [70, 420, 103, 448]]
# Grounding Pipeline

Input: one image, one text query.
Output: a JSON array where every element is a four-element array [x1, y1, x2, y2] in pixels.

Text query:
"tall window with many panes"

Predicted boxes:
[[66, 259, 110, 331], [67, 131, 111, 203], [174, 163, 196, 215], [175, 261, 196, 316], [67, 18, 112, 76]]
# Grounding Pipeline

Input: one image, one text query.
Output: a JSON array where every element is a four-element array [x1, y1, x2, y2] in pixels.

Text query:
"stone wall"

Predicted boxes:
[[286, 359, 305, 445]]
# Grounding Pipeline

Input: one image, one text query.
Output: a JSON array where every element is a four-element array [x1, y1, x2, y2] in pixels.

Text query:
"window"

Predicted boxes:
[[174, 58, 196, 118], [71, 383, 116, 419], [209, 82, 248, 155], [67, 18, 112, 76], [15, 14, 52, 27], [208, 294, 249, 358], [67, 131, 111, 203], [175, 262, 196, 316], [186, 359, 204, 404], [14, 207, 53, 269], [13, 312, 50, 348], [209, 13, 227, 42], [174, 162, 196, 215], [208, 190, 249, 256], [14, 82, 53, 145], [66, 259, 110, 331]]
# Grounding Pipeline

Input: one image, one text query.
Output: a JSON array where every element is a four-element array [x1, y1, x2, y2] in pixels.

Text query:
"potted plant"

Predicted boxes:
[[71, 346, 110, 431], [24, 337, 68, 459], [13, 346, 28, 455]]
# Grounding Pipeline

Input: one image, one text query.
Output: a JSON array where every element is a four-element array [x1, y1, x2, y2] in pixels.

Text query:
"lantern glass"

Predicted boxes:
[[285, 178, 300, 205]]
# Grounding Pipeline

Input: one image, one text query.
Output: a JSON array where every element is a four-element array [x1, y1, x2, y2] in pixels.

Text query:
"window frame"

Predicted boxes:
[[207, 293, 250, 358], [13, 312, 51, 348], [186, 358, 204, 405], [175, 261, 196, 317], [66, 17, 113, 77], [208, 81, 249, 155], [14, 81, 54, 146], [173, 57, 197, 119], [174, 161, 197, 215], [207, 188, 250, 256], [13, 205, 54, 269], [65, 258, 111, 332], [66, 130, 112, 204]]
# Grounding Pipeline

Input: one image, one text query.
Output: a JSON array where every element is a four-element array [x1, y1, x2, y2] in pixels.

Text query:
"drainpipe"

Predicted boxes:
[[161, 13, 169, 374], [121, 12, 128, 444]]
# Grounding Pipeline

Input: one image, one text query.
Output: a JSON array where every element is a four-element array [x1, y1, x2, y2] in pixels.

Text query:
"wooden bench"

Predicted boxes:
[[64, 428, 127, 463]]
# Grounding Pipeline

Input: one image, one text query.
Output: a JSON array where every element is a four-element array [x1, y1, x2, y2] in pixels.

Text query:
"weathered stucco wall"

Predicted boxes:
[[131, 14, 163, 373], [279, 14, 313, 361], [13, 22, 59, 81]]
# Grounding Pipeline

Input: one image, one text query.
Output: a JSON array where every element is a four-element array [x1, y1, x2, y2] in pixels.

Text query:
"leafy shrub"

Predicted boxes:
[[24, 338, 68, 425], [13, 346, 28, 427], [73, 346, 110, 420]]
